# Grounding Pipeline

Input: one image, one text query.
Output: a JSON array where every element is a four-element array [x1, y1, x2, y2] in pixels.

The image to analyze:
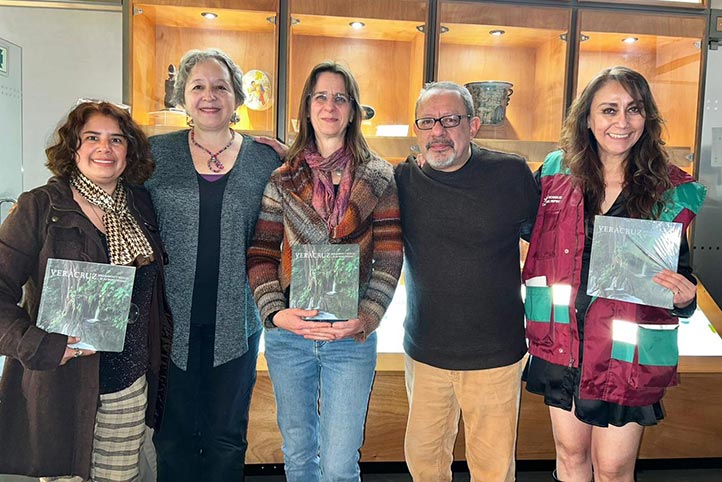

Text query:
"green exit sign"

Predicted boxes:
[[0, 46, 7, 75]]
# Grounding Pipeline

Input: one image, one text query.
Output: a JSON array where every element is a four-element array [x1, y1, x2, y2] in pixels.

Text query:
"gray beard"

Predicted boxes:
[[425, 151, 458, 171]]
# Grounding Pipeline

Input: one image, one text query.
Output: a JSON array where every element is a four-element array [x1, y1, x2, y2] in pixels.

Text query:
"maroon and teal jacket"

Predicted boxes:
[[522, 150, 706, 406]]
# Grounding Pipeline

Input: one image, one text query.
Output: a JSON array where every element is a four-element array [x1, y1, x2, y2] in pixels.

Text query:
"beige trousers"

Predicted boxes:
[[404, 355, 525, 482]]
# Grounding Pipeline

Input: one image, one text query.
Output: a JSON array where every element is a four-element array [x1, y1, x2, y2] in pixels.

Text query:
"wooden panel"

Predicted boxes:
[[132, 9, 157, 126], [640, 373, 722, 458], [407, 34, 425, 128], [580, 0, 705, 10], [291, 14, 419, 42], [136, 0, 276, 9], [531, 37, 566, 142], [440, 2, 570, 31], [137, 4, 274, 31], [441, 23, 565, 49], [580, 10, 706, 37], [246, 364, 722, 463], [246, 374, 283, 464], [291, 0, 427, 23], [438, 42, 537, 140]]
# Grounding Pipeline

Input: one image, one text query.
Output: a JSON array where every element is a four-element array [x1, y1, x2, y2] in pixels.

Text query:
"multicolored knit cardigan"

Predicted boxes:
[[247, 152, 403, 339]]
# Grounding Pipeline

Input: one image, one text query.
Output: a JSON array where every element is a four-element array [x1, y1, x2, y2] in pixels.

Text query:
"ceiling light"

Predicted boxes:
[[200, 12, 218, 19], [349, 21, 366, 29], [489, 29, 505, 37], [622, 37, 639, 44]]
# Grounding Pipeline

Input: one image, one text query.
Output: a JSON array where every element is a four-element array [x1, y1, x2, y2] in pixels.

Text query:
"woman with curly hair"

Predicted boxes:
[[522, 66, 706, 482], [0, 101, 172, 482]]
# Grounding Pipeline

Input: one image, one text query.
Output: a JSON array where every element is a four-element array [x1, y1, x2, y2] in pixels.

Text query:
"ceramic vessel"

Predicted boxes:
[[464, 81, 513, 125]]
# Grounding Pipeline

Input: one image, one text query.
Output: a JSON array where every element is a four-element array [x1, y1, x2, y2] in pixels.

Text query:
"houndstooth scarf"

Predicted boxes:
[[70, 170, 154, 266]]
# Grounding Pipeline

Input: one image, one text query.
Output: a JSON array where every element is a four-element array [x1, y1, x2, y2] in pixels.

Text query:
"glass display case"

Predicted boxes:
[[438, 1, 571, 167], [125, 1, 708, 168], [128, 0, 278, 137]]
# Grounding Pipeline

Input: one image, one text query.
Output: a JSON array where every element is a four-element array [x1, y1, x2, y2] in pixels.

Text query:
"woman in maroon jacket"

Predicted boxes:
[[522, 67, 706, 482]]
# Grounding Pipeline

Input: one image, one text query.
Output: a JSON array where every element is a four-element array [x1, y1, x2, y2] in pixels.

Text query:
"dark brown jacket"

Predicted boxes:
[[0, 177, 173, 478]]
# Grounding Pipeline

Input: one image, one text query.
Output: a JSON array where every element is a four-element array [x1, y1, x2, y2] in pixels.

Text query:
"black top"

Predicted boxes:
[[190, 172, 230, 326], [99, 233, 159, 394], [395, 144, 540, 370]]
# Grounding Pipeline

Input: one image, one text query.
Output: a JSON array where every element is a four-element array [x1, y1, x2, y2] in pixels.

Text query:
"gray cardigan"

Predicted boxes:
[[147, 129, 280, 369]]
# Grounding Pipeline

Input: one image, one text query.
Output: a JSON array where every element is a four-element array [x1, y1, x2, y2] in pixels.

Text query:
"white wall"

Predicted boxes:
[[0, 6, 122, 190]]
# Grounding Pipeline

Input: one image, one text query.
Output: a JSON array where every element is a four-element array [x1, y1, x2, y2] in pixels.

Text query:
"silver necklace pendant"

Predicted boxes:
[[208, 155, 225, 173]]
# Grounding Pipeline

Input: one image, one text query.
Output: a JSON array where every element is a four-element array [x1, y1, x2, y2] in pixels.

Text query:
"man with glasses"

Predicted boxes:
[[394, 81, 539, 482]]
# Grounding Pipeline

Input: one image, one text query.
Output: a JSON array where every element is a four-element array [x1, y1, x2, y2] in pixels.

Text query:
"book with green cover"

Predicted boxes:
[[289, 244, 360, 321], [36, 258, 136, 352], [587, 216, 682, 309]]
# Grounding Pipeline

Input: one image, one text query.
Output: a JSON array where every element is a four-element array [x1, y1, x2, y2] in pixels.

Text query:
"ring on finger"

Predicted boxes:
[[73, 348, 83, 358]]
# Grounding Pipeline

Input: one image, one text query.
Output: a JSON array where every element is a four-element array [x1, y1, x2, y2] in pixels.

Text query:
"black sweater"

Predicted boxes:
[[395, 144, 539, 370]]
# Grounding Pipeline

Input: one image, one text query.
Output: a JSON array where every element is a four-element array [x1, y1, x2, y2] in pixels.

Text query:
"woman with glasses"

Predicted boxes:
[[247, 61, 403, 482], [0, 101, 172, 481]]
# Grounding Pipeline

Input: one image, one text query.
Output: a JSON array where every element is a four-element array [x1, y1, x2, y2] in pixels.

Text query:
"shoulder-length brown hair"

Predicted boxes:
[[45, 101, 154, 185], [560, 65, 671, 220], [286, 61, 371, 167]]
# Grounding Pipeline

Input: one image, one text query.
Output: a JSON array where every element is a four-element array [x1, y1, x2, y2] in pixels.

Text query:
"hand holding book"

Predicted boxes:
[[273, 308, 335, 341], [58, 336, 96, 366], [652, 269, 696, 309]]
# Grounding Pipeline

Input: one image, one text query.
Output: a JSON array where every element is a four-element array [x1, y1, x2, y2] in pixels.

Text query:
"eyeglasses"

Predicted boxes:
[[414, 114, 471, 130], [76, 97, 132, 114], [309, 92, 353, 107]]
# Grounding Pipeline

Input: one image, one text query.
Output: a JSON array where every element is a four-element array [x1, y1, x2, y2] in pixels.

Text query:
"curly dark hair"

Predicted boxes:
[[45, 101, 154, 184], [560, 66, 672, 220]]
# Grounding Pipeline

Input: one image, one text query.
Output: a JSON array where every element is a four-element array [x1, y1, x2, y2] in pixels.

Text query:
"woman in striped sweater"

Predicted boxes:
[[247, 61, 403, 482]]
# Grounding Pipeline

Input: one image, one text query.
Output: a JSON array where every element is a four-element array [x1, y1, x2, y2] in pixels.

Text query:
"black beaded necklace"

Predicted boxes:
[[190, 128, 236, 173]]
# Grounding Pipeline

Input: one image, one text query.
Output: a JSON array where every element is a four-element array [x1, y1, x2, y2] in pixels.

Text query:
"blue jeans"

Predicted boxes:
[[264, 328, 377, 482]]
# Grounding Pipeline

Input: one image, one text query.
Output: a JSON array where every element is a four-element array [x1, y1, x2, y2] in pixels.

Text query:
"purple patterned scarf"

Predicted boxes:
[[303, 142, 354, 230]]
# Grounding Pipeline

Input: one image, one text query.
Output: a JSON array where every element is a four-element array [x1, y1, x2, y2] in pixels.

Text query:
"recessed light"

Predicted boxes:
[[416, 25, 449, 34], [622, 37, 639, 44], [349, 21, 365, 29], [489, 29, 505, 37], [200, 12, 218, 20]]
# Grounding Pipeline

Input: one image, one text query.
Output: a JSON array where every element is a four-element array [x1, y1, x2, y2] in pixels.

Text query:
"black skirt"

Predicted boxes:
[[523, 355, 664, 427]]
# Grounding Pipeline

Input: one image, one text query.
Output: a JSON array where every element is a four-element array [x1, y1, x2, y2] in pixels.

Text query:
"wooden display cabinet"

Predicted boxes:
[[437, 1, 571, 167], [128, 0, 278, 137], [125, 1, 707, 169]]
